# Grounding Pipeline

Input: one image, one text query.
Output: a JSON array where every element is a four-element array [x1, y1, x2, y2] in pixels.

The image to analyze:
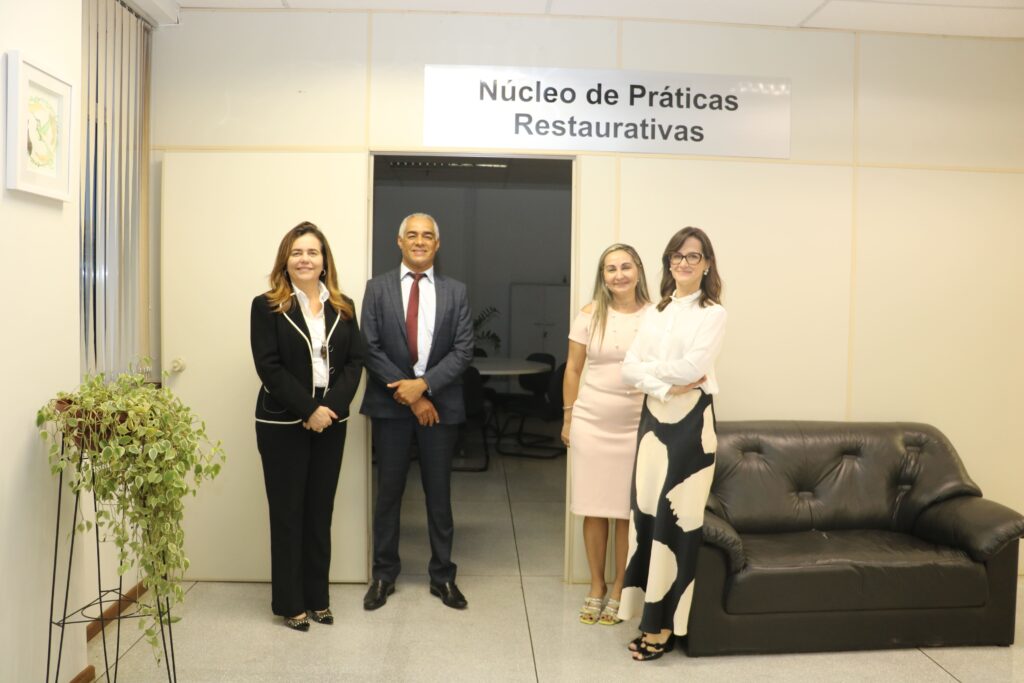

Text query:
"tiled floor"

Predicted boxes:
[[89, 450, 1024, 682]]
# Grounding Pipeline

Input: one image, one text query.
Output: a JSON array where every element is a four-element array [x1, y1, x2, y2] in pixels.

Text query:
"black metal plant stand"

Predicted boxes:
[[46, 444, 177, 682]]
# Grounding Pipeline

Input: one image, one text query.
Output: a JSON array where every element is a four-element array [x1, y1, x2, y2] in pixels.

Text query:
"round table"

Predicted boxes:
[[471, 358, 550, 376]]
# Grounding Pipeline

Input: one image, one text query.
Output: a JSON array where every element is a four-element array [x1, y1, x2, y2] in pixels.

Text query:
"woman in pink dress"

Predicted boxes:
[[562, 243, 652, 626]]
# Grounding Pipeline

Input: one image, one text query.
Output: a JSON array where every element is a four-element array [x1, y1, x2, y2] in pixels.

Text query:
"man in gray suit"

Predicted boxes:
[[360, 213, 474, 610]]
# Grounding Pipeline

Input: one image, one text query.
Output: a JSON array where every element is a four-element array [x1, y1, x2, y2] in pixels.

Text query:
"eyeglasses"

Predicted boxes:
[[669, 252, 704, 266]]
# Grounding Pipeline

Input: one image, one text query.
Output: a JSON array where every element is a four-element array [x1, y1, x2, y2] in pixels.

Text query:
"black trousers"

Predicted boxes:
[[256, 410, 346, 617], [371, 417, 458, 585]]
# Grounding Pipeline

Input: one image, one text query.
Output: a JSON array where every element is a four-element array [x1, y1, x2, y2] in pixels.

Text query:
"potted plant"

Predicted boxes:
[[37, 364, 224, 655], [473, 305, 502, 353]]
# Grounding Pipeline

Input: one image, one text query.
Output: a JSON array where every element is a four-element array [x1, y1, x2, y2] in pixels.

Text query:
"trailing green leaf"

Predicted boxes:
[[37, 362, 225, 660]]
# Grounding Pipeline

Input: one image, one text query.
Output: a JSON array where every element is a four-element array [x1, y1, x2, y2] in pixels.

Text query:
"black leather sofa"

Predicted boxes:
[[687, 421, 1024, 656]]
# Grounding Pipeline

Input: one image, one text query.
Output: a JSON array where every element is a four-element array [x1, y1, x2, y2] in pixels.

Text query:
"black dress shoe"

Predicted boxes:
[[363, 579, 395, 611], [429, 581, 468, 609]]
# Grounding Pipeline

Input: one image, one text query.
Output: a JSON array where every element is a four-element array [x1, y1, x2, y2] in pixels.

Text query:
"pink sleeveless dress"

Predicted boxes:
[[568, 306, 647, 519]]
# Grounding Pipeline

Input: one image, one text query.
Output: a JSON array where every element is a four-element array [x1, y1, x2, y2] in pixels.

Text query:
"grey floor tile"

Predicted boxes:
[[510, 501, 564, 577], [521, 576, 958, 683], [399, 498, 519, 577], [102, 577, 535, 682], [393, 453, 508, 506], [918, 579, 1024, 683], [503, 455, 566, 504]]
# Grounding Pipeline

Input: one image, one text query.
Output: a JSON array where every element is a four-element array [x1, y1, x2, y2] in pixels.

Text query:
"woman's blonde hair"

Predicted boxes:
[[588, 243, 651, 348], [264, 221, 354, 320]]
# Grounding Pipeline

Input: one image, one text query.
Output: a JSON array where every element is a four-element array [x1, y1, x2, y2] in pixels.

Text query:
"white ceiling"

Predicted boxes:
[[132, 0, 1024, 38]]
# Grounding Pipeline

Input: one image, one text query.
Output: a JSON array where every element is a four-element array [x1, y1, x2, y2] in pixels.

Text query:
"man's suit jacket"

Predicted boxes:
[[250, 293, 365, 425], [359, 268, 474, 424]]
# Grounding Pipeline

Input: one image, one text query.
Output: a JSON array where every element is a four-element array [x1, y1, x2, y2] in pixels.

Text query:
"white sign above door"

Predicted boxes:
[[423, 65, 790, 159]]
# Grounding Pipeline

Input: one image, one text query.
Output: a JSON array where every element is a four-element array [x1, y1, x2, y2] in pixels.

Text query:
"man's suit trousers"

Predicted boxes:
[[371, 416, 458, 585]]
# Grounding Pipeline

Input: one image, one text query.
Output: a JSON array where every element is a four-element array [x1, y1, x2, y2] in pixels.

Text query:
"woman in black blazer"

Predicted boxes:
[[250, 221, 365, 631]]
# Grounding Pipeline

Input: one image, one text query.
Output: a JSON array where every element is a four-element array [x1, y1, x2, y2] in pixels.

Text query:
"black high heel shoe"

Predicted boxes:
[[309, 608, 334, 625], [628, 633, 686, 652], [631, 634, 675, 661]]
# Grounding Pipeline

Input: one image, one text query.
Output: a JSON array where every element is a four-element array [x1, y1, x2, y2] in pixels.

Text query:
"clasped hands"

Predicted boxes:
[[387, 378, 439, 427], [303, 405, 338, 433], [560, 376, 706, 447], [668, 375, 706, 396]]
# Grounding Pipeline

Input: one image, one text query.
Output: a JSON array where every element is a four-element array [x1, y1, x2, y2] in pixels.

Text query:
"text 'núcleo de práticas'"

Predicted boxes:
[[479, 79, 741, 142]]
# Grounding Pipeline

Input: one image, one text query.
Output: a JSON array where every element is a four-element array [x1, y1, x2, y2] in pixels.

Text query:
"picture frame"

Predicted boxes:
[[5, 51, 73, 201]]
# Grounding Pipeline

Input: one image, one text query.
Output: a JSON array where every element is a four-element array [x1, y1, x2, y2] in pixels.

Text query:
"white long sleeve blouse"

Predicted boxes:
[[621, 289, 727, 401]]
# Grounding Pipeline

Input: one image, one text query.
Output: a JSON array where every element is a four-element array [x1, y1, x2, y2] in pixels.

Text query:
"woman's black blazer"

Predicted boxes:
[[250, 293, 365, 425]]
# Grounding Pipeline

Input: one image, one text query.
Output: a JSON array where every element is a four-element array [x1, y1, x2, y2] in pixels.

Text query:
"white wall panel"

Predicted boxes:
[[369, 13, 618, 149], [859, 34, 1024, 169], [619, 157, 853, 421], [574, 156, 621, 310], [162, 152, 370, 581], [568, 155, 620, 582], [850, 168, 1024, 518], [621, 22, 855, 163], [0, 1, 86, 679], [152, 11, 369, 147]]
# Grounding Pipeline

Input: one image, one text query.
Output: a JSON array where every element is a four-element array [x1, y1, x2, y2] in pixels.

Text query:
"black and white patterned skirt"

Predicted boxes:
[[618, 389, 716, 635]]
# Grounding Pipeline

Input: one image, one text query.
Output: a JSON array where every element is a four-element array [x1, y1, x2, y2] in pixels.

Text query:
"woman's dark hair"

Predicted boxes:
[[656, 226, 723, 312]]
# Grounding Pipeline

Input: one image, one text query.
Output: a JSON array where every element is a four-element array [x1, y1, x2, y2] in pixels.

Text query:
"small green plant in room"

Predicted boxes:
[[473, 305, 502, 352], [37, 364, 224, 657]]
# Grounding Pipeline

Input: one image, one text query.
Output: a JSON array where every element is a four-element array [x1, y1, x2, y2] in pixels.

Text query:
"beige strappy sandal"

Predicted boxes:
[[579, 596, 604, 625], [598, 597, 622, 625]]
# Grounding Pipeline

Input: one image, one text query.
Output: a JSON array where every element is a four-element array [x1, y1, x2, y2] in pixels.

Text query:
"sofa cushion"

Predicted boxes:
[[724, 530, 987, 615]]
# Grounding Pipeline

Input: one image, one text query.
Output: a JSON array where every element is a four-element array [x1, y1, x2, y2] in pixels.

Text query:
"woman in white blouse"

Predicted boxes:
[[250, 222, 365, 631], [617, 226, 727, 661]]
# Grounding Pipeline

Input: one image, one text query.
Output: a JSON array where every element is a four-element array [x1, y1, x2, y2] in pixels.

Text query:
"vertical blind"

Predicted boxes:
[[81, 0, 151, 375]]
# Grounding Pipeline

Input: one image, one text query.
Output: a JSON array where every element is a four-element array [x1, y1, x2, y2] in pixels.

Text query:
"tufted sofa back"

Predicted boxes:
[[707, 421, 981, 534]]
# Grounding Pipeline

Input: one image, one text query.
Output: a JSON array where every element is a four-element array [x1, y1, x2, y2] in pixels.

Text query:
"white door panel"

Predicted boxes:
[[162, 152, 369, 582]]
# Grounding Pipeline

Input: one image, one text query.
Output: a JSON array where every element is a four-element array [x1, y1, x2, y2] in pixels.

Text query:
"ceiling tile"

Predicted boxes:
[[865, 0, 1024, 7], [550, 0, 824, 27], [807, 1, 1024, 37], [181, 0, 285, 8], [286, 0, 547, 12]]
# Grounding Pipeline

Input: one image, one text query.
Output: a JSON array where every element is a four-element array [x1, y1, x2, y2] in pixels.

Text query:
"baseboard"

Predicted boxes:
[[69, 664, 96, 683], [86, 582, 147, 641]]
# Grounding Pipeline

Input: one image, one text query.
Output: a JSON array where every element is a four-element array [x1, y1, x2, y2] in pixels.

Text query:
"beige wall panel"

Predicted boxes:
[[574, 156, 622, 311], [162, 152, 369, 581], [858, 35, 1024, 169], [0, 0, 86, 679], [850, 168, 1024, 520], [619, 157, 853, 421], [567, 155, 620, 582], [152, 11, 369, 147], [621, 22, 855, 163], [369, 13, 618, 150]]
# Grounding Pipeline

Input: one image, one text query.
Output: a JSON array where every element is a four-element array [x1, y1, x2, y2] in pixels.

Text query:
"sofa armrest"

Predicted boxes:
[[914, 496, 1024, 562], [702, 511, 745, 573]]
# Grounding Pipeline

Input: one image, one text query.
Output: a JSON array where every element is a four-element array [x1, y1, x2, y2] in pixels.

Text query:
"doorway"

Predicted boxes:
[[369, 153, 573, 584]]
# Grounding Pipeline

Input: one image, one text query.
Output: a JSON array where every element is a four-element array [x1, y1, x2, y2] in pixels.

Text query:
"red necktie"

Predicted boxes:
[[406, 273, 425, 365]]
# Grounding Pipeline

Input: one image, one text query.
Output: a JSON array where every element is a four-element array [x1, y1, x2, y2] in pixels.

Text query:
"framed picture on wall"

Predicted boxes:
[[5, 51, 73, 201]]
